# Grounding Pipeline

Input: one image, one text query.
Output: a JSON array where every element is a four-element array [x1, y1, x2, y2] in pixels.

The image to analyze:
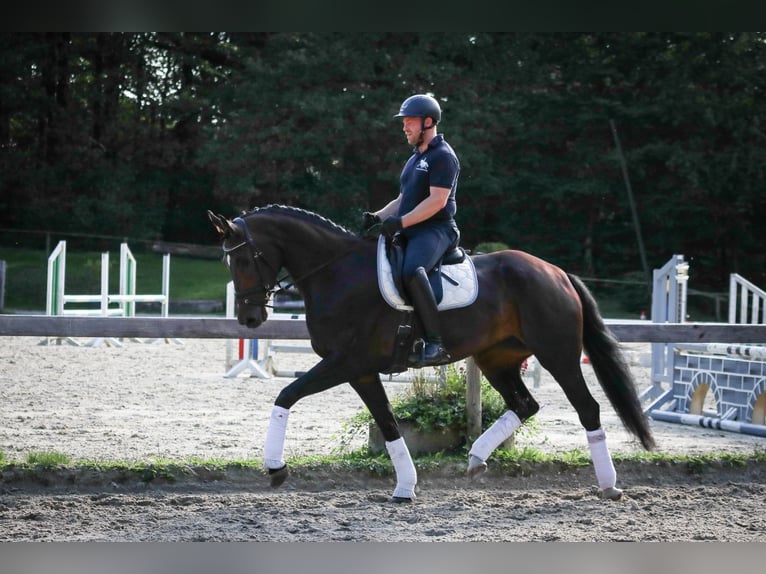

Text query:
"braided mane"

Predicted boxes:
[[247, 204, 357, 238]]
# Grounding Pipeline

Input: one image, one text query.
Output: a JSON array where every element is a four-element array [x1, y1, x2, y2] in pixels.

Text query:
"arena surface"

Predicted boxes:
[[1, 337, 764, 541]]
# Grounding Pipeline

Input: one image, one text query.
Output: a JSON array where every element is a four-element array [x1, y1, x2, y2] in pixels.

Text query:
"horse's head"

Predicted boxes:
[[208, 210, 280, 328]]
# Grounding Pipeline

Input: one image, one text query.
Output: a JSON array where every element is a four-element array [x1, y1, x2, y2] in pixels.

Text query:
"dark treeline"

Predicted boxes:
[[1, 32, 765, 290]]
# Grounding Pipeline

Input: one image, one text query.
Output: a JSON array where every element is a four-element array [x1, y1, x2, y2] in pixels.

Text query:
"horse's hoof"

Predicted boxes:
[[268, 465, 289, 488], [389, 496, 415, 504], [467, 455, 487, 479], [600, 486, 623, 501]]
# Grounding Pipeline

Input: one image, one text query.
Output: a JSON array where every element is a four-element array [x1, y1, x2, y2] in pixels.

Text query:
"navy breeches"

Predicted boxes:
[[400, 223, 459, 284]]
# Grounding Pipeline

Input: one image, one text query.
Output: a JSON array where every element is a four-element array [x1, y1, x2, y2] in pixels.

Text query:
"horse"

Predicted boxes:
[[208, 205, 655, 502]]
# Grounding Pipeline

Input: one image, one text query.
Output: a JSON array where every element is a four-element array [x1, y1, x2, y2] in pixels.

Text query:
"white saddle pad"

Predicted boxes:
[[377, 235, 478, 312]]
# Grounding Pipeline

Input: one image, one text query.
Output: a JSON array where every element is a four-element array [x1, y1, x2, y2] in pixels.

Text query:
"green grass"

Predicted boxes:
[[1, 449, 761, 493], [0, 246, 231, 312], [3, 448, 765, 478], [26, 450, 72, 468]]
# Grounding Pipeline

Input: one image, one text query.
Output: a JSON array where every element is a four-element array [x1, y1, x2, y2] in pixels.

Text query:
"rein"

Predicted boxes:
[[274, 246, 355, 295]]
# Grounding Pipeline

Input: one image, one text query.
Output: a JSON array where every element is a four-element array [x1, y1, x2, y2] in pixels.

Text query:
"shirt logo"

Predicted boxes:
[[416, 158, 429, 172]]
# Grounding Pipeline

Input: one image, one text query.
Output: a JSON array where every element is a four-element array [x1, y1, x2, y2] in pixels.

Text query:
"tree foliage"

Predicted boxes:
[[1, 32, 764, 289]]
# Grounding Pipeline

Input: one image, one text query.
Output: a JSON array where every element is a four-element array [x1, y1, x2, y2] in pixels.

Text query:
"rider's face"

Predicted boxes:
[[402, 116, 432, 146]]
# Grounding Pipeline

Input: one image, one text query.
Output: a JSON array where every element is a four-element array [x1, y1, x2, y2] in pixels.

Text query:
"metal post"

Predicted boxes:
[[161, 253, 170, 318], [0, 260, 6, 312]]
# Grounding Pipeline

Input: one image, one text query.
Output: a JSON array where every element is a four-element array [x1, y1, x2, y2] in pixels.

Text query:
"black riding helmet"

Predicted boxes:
[[394, 94, 441, 146], [393, 94, 442, 124]]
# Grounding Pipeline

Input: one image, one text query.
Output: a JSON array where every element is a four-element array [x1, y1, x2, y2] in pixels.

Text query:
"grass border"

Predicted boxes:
[[2, 447, 765, 488]]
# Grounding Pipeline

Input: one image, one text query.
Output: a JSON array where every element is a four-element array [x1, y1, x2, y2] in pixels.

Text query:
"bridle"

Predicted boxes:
[[223, 216, 281, 308]]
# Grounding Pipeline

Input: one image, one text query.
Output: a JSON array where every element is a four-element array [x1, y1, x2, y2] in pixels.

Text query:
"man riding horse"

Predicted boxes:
[[363, 93, 461, 368], [208, 94, 655, 503]]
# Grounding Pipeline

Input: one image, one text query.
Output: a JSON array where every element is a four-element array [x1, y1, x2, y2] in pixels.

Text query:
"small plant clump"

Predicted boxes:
[[26, 451, 72, 468]]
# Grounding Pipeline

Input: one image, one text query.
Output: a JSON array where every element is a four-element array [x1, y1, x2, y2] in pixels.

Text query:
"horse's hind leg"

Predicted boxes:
[[468, 343, 539, 478], [535, 350, 622, 501], [471, 340, 622, 500], [349, 375, 416, 503]]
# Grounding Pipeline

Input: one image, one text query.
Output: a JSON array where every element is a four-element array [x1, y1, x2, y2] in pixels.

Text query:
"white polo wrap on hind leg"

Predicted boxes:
[[264, 405, 290, 470], [468, 410, 521, 462], [586, 428, 617, 489], [386, 438, 417, 499]]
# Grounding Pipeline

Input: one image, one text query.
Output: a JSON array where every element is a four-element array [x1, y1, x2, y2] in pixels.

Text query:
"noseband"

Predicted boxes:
[[223, 217, 280, 307]]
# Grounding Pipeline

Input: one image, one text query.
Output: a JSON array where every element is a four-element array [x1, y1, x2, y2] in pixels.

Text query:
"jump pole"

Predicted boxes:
[[650, 410, 766, 437]]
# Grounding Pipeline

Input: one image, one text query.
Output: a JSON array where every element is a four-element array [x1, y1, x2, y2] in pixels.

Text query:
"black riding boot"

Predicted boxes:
[[407, 267, 451, 368]]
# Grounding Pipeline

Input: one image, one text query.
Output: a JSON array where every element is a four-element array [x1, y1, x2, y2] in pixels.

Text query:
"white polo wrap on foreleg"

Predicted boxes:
[[468, 410, 521, 462], [586, 428, 617, 489], [385, 437, 417, 499], [264, 405, 290, 470]]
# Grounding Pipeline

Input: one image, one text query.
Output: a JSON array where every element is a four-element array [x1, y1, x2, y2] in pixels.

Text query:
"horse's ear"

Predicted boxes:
[[207, 210, 237, 238]]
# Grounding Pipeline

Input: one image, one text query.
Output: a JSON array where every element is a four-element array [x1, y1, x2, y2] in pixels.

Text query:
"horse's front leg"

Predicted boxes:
[[263, 353, 365, 488], [349, 375, 416, 503]]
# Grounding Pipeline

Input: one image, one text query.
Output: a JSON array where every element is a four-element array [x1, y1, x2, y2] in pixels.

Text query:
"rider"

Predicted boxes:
[[363, 93, 461, 368]]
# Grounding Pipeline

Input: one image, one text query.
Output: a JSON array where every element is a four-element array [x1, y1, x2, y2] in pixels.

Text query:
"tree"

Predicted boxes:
[[1, 32, 764, 290]]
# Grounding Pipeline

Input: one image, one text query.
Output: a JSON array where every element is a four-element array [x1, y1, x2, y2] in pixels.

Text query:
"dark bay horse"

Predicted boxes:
[[208, 205, 655, 502]]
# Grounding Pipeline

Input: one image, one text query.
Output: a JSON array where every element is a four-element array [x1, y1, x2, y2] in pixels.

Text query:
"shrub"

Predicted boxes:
[[473, 241, 510, 254]]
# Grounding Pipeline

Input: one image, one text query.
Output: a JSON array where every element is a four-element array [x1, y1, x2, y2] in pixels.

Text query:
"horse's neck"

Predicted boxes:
[[276, 220, 364, 284]]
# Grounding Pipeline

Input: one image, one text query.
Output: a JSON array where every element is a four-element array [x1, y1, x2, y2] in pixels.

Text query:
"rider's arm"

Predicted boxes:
[[401, 186, 450, 228], [375, 194, 402, 220]]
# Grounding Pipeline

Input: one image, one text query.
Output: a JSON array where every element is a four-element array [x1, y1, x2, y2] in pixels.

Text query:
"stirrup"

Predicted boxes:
[[408, 340, 451, 368]]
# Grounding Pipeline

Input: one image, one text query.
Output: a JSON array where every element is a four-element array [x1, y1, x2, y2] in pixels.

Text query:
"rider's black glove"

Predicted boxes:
[[381, 216, 403, 238], [362, 211, 381, 230]]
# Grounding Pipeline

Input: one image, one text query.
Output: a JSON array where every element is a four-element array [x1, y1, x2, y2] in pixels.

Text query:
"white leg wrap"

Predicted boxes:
[[263, 405, 290, 470], [468, 410, 521, 462], [385, 437, 417, 499], [587, 428, 617, 489]]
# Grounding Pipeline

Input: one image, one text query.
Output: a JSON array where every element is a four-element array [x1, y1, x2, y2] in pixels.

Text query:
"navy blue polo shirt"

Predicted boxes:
[[398, 134, 459, 223]]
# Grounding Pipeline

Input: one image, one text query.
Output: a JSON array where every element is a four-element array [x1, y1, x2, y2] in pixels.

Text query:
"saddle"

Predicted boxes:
[[377, 235, 478, 312]]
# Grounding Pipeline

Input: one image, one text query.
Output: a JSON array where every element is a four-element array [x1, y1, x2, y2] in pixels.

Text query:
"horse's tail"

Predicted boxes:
[[567, 273, 656, 451]]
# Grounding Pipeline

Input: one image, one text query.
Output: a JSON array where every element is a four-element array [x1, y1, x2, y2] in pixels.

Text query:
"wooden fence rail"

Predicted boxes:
[[0, 315, 309, 340], [3, 314, 766, 343]]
